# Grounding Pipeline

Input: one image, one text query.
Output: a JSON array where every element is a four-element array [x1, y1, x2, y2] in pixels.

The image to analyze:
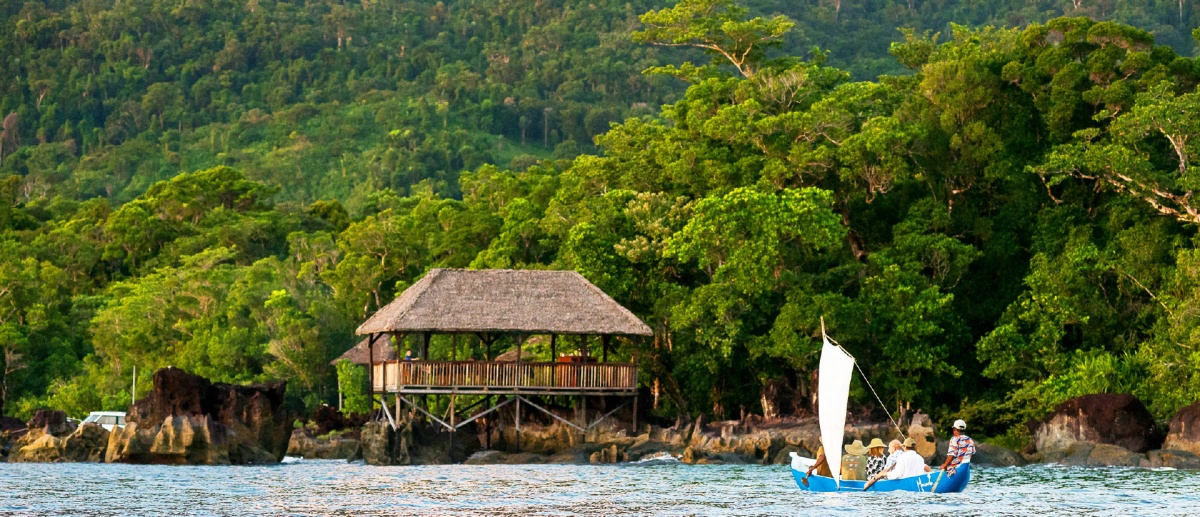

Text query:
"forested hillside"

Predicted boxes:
[[4, 0, 1200, 445]]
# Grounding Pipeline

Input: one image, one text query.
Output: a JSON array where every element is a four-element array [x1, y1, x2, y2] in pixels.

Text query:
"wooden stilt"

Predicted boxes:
[[633, 392, 639, 435], [486, 395, 492, 449], [447, 394, 455, 460], [367, 333, 379, 415], [515, 396, 521, 452]]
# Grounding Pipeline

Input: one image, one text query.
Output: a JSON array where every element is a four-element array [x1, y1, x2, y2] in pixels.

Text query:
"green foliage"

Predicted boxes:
[[336, 360, 369, 416], [5, 1, 1200, 449]]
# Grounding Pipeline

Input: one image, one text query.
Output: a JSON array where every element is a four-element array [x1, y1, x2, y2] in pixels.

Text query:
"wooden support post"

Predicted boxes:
[[633, 392, 639, 435], [580, 395, 587, 442], [395, 393, 400, 424], [486, 395, 492, 449], [452, 334, 458, 361], [448, 397, 455, 459], [422, 331, 431, 360], [550, 334, 557, 359], [517, 333, 524, 363], [602, 335, 610, 362], [367, 333, 379, 413], [515, 396, 521, 452]]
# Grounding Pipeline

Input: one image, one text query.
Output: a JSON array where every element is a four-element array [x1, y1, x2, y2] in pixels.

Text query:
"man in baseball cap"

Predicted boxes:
[[939, 419, 976, 476]]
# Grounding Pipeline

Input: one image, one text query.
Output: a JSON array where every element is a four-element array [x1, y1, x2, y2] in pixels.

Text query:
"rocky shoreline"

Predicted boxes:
[[4, 369, 1200, 471]]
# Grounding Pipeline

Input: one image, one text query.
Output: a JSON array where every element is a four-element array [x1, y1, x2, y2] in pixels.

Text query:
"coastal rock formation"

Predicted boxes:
[[906, 413, 938, 461], [9, 411, 109, 463], [361, 420, 412, 465], [973, 442, 1026, 467], [1032, 394, 1160, 454], [1163, 402, 1200, 455], [1144, 449, 1200, 469], [62, 423, 111, 462], [8, 410, 77, 463], [287, 406, 367, 460], [288, 428, 361, 460], [360, 411, 479, 465], [106, 367, 292, 464]]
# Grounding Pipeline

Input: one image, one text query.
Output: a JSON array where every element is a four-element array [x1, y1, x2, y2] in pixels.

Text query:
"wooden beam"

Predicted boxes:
[[454, 397, 514, 429], [586, 399, 630, 430], [398, 395, 453, 431], [516, 395, 585, 433], [367, 333, 379, 410]]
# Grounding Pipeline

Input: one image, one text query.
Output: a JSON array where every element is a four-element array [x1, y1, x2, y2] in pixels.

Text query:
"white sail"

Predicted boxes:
[[818, 335, 855, 487]]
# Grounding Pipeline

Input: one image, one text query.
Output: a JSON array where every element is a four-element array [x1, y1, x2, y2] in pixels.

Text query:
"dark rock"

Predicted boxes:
[[1085, 444, 1144, 467], [287, 427, 361, 460], [9, 433, 64, 462], [906, 412, 937, 461], [106, 422, 153, 463], [973, 442, 1026, 467], [62, 423, 110, 462], [1163, 402, 1200, 456], [1145, 449, 1200, 470], [0, 416, 25, 433], [772, 445, 804, 465], [108, 367, 292, 464], [1032, 394, 1160, 454], [360, 421, 409, 465], [308, 405, 367, 437], [1061, 441, 1095, 466], [27, 409, 74, 437], [589, 443, 625, 464], [8, 409, 86, 462]]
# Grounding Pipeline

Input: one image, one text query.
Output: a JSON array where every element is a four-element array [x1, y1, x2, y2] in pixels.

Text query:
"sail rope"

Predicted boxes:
[[823, 326, 906, 440]]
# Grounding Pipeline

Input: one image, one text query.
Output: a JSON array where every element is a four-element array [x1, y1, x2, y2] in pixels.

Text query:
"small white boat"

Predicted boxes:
[[82, 411, 127, 432]]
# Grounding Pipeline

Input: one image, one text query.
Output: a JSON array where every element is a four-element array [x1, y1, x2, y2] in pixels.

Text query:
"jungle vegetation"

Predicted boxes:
[[4, 0, 1200, 443]]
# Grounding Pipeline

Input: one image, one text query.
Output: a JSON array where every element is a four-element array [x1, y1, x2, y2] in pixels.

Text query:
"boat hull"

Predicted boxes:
[[790, 463, 971, 493]]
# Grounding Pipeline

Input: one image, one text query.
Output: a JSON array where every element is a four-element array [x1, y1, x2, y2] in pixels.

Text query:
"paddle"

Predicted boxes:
[[861, 475, 881, 492]]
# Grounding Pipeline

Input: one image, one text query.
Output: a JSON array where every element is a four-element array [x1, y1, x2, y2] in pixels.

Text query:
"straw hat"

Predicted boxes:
[[844, 439, 869, 456], [867, 438, 886, 450], [903, 437, 917, 448]]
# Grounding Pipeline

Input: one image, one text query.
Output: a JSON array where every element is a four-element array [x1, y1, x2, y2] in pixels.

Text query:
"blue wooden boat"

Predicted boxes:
[[790, 321, 971, 494], [789, 454, 971, 493]]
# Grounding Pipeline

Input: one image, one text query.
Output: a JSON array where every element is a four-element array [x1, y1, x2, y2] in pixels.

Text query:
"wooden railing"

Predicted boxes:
[[372, 361, 636, 392]]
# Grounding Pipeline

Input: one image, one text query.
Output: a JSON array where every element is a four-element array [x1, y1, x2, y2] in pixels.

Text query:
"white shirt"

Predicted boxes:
[[887, 449, 927, 479], [900, 450, 929, 477]]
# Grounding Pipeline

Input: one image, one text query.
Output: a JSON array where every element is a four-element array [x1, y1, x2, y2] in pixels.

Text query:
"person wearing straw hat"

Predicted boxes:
[[899, 437, 932, 477], [939, 419, 976, 476], [840, 439, 869, 481], [864, 438, 887, 479]]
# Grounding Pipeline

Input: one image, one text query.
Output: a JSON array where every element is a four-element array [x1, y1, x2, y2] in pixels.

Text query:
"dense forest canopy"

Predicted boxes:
[[3, 0, 1200, 445]]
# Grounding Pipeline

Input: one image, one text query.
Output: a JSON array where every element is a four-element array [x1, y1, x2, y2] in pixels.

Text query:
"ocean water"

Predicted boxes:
[[1, 459, 1197, 516]]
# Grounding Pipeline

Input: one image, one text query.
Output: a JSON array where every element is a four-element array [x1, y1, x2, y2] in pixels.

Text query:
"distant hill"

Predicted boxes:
[[2, 1, 1196, 209]]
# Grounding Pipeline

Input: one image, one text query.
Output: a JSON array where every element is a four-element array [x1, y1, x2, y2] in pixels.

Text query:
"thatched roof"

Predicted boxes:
[[330, 336, 399, 365], [356, 268, 653, 337]]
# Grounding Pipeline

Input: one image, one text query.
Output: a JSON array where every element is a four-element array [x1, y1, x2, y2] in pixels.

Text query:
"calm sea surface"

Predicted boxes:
[[1, 458, 1197, 516]]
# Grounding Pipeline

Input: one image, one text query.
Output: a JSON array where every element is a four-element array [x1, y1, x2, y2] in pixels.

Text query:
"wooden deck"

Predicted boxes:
[[372, 360, 637, 395]]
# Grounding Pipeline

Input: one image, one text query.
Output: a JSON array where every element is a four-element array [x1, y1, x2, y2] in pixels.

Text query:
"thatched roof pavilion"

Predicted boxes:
[[356, 268, 652, 337], [345, 268, 650, 442], [330, 337, 398, 365]]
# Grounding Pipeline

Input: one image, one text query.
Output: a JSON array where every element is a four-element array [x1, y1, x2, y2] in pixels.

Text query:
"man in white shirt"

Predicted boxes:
[[898, 437, 932, 478]]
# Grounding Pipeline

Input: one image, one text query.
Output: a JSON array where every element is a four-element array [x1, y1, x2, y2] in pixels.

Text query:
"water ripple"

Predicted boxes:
[[1, 460, 1198, 516]]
